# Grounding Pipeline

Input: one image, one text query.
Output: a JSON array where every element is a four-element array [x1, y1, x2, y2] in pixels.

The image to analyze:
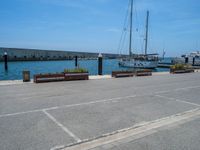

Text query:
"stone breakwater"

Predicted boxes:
[[0, 47, 125, 61]]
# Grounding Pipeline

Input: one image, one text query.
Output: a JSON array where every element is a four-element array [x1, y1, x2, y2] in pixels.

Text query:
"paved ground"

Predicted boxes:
[[0, 72, 200, 150]]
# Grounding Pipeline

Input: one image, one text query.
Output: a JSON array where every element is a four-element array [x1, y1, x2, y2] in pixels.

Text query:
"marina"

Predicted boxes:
[[1, 52, 199, 81], [0, 0, 200, 150], [0, 58, 170, 80]]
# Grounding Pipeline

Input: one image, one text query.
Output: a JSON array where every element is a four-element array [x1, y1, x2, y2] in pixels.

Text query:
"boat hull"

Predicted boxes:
[[174, 57, 200, 66], [119, 60, 158, 69]]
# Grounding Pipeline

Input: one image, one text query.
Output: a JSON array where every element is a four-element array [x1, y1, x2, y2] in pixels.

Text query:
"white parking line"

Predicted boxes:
[[0, 95, 136, 118], [43, 110, 81, 143], [155, 85, 200, 94], [175, 85, 200, 91], [0, 85, 199, 119], [155, 94, 200, 107], [0, 109, 42, 118], [62, 108, 200, 150], [45, 95, 137, 111]]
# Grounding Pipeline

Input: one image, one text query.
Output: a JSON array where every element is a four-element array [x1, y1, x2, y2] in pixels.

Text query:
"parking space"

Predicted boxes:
[[0, 112, 75, 150], [46, 95, 197, 140], [156, 87, 200, 106]]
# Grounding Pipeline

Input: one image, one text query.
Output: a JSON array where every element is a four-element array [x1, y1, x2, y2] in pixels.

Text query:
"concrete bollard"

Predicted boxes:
[[4, 52, 8, 71], [98, 53, 103, 75], [75, 56, 78, 68]]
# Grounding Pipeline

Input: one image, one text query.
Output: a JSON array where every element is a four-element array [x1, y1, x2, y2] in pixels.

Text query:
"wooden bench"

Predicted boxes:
[[112, 71, 134, 78], [64, 73, 89, 81], [170, 69, 194, 74], [135, 70, 152, 76], [115, 73, 134, 78], [34, 72, 89, 83], [34, 73, 65, 83]]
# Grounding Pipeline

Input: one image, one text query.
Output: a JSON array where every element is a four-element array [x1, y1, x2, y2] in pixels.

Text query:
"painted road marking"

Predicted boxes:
[[61, 108, 200, 150], [175, 85, 200, 91], [155, 94, 200, 107], [0, 109, 42, 118], [0, 85, 200, 119], [155, 85, 200, 94], [43, 110, 81, 143], [0, 95, 136, 118]]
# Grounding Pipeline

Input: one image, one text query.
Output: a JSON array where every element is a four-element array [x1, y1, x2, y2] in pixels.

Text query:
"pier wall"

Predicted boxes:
[[0, 47, 123, 61]]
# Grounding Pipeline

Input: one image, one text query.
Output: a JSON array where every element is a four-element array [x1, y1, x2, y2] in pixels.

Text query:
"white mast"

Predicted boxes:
[[144, 10, 149, 55], [129, 0, 133, 57]]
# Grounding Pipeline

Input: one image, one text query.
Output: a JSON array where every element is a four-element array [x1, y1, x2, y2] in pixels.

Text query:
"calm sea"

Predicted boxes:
[[0, 58, 171, 80]]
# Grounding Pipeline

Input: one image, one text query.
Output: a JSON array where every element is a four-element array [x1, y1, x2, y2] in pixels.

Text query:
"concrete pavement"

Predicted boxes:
[[0, 72, 200, 150]]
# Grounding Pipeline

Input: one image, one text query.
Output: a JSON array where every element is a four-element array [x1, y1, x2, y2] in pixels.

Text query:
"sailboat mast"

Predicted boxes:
[[129, 0, 133, 57], [145, 10, 149, 55]]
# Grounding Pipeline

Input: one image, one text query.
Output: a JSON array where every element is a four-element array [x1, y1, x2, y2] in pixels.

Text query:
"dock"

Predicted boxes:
[[158, 62, 173, 68], [0, 72, 200, 150], [158, 62, 200, 69]]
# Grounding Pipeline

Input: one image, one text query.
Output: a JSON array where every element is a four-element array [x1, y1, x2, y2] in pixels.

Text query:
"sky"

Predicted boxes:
[[0, 0, 200, 57]]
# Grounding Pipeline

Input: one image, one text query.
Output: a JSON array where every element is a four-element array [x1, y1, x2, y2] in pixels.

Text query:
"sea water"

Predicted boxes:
[[0, 59, 170, 80]]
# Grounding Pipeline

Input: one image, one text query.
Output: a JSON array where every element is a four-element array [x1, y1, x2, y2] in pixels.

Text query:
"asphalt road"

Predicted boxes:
[[0, 72, 200, 150]]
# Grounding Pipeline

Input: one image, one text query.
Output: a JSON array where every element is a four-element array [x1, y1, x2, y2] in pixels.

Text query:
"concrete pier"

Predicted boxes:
[[158, 62, 173, 68]]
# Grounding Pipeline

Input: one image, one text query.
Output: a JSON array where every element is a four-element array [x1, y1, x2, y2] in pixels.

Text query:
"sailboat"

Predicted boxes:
[[119, 0, 159, 69]]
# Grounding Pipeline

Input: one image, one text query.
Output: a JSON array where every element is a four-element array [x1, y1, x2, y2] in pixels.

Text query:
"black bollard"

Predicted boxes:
[[193, 57, 195, 66], [4, 52, 8, 71], [98, 53, 103, 75], [185, 57, 189, 64], [75, 56, 78, 68]]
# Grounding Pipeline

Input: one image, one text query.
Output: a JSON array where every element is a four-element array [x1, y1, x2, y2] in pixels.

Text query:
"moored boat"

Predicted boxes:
[[118, 0, 158, 69]]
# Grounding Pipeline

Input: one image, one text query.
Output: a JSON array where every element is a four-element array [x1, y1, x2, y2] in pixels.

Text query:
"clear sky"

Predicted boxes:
[[0, 0, 199, 56]]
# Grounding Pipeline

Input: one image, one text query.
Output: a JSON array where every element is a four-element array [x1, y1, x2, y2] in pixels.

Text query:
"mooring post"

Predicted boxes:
[[75, 56, 78, 68], [185, 57, 189, 64], [193, 57, 195, 66], [98, 53, 103, 75], [4, 52, 8, 71]]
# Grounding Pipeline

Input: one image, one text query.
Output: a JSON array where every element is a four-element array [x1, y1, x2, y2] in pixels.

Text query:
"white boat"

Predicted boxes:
[[119, 0, 158, 69], [119, 60, 158, 69], [119, 54, 158, 69], [173, 51, 200, 66], [182, 51, 200, 65], [187, 51, 200, 58]]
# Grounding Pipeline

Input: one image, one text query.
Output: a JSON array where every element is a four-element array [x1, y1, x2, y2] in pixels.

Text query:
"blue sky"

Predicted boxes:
[[0, 0, 199, 56]]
